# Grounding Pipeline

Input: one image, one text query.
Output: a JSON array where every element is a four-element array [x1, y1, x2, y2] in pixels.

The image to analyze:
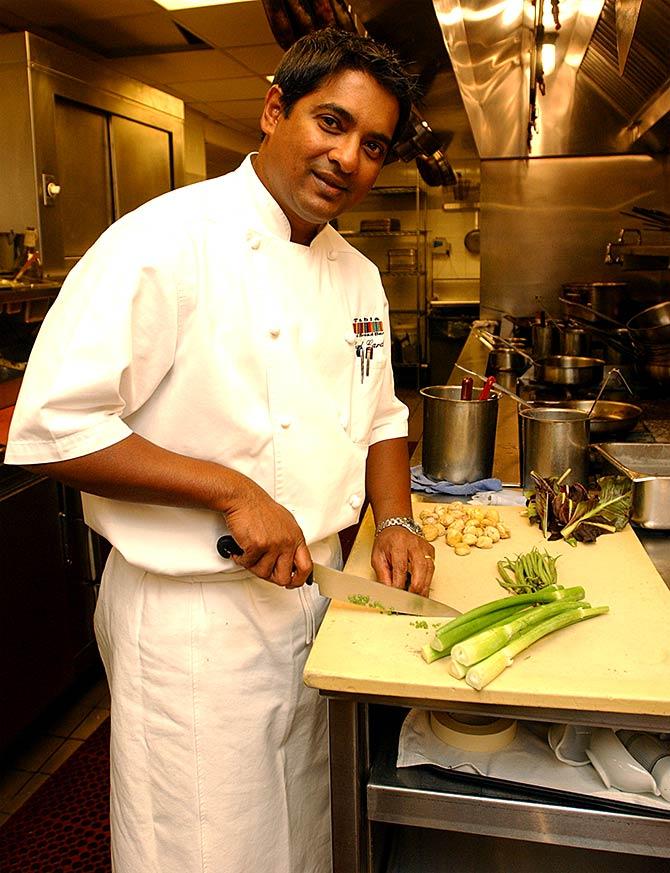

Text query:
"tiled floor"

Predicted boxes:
[[0, 672, 110, 827], [0, 388, 423, 831]]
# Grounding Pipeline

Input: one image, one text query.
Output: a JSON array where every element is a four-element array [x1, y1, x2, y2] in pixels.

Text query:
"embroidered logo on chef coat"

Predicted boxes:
[[353, 317, 384, 337], [353, 317, 384, 383]]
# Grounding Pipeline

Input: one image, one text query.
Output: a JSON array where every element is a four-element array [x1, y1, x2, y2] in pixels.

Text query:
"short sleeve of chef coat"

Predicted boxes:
[[5, 214, 181, 464], [368, 297, 409, 446]]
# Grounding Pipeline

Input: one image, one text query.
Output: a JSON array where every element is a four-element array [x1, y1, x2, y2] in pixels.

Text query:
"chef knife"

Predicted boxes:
[[311, 562, 461, 617], [216, 536, 460, 617]]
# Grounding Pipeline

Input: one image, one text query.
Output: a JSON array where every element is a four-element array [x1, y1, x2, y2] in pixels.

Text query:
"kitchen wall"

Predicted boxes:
[[480, 154, 670, 320], [336, 156, 481, 305]]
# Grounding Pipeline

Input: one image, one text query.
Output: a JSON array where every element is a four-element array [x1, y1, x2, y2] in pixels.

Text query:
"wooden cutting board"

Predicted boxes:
[[305, 501, 670, 719]]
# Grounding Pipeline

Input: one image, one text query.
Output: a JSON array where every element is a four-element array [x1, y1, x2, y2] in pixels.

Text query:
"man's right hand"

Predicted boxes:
[[223, 480, 312, 589]]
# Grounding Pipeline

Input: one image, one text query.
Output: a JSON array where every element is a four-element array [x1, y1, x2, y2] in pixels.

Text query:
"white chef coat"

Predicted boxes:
[[6, 155, 409, 873], [6, 154, 408, 575]]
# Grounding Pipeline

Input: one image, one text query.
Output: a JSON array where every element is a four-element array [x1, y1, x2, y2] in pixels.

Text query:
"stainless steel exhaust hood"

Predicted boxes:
[[432, 0, 670, 157], [358, 0, 670, 159]]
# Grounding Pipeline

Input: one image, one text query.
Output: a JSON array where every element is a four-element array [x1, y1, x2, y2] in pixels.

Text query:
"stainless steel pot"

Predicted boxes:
[[533, 355, 605, 386], [562, 282, 628, 320], [420, 385, 499, 484], [519, 407, 590, 488], [486, 348, 529, 374], [559, 325, 592, 357]]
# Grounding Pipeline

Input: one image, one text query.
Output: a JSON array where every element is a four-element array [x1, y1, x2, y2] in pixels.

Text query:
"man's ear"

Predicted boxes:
[[260, 84, 285, 135]]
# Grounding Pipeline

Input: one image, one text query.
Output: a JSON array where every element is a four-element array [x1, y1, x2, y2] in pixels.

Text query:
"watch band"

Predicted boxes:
[[375, 516, 423, 537]]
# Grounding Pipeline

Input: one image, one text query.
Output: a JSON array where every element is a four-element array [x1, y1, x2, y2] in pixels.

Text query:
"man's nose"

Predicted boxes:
[[329, 135, 359, 173]]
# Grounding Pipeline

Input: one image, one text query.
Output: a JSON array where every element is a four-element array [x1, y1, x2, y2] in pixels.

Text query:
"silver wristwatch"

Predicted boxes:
[[375, 516, 423, 537]]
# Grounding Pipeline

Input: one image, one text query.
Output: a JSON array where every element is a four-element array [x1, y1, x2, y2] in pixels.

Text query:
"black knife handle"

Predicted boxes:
[[216, 535, 243, 559], [216, 535, 313, 585]]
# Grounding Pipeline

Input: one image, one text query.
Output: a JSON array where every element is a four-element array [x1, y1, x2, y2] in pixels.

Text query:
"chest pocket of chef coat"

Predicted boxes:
[[350, 338, 388, 446]]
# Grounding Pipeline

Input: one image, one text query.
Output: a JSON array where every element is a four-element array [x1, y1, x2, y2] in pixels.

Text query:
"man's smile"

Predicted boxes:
[[311, 169, 350, 195]]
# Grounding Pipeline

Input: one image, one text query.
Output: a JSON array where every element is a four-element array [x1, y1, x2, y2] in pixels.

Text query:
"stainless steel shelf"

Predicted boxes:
[[370, 186, 418, 195], [340, 230, 427, 238], [367, 744, 670, 858]]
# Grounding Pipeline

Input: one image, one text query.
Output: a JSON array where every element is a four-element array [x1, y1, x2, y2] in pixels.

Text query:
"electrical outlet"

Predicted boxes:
[[432, 237, 451, 256]]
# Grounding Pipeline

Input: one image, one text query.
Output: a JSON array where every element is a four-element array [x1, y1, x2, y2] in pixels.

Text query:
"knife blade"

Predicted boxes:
[[216, 536, 460, 617], [312, 563, 461, 617]]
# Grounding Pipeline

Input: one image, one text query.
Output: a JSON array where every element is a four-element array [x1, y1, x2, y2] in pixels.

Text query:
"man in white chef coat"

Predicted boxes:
[[6, 27, 435, 873]]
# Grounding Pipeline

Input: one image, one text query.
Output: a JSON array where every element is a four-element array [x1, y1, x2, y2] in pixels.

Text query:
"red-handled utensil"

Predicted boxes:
[[478, 375, 496, 400], [460, 377, 473, 400]]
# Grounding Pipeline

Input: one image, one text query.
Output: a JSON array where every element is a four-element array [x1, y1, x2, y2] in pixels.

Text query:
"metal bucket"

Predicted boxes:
[[420, 385, 498, 484], [519, 407, 590, 489]]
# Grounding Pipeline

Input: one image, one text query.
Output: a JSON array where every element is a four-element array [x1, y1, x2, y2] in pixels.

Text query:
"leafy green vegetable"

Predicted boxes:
[[525, 472, 632, 546]]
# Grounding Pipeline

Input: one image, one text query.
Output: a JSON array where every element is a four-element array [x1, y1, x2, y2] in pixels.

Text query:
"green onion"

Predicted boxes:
[[464, 606, 609, 690], [427, 604, 529, 656], [423, 604, 531, 661], [448, 658, 467, 679], [451, 596, 587, 667], [431, 584, 582, 651]]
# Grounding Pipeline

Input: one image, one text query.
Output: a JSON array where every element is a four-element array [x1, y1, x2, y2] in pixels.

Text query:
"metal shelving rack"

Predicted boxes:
[[339, 179, 428, 387]]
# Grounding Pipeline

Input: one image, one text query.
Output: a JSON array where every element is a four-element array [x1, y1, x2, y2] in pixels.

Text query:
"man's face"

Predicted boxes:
[[254, 69, 400, 244]]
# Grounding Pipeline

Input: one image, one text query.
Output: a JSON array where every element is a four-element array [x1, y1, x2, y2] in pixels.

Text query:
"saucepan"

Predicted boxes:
[[478, 329, 605, 387], [627, 301, 670, 345], [533, 355, 606, 387], [530, 400, 642, 438]]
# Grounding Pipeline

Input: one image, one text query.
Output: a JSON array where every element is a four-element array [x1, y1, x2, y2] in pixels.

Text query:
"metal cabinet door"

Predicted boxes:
[[54, 98, 114, 270], [110, 115, 173, 219]]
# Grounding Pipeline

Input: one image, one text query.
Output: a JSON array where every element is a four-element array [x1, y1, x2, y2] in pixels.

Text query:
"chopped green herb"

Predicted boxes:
[[347, 594, 395, 614]]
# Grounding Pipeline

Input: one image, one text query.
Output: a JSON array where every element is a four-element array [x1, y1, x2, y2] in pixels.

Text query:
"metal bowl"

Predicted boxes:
[[627, 301, 670, 345]]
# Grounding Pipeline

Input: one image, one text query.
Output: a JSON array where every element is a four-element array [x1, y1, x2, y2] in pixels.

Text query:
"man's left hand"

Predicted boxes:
[[371, 526, 435, 597]]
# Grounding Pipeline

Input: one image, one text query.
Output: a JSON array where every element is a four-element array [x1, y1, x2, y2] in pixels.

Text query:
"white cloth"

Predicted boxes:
[[398, 709, 670, 813], [6, 154, 408, 575], [6, 155, 409, 873]]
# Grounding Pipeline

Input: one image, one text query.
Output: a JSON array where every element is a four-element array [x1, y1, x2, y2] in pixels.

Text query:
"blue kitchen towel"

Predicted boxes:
[[410, 465, 502, 496]]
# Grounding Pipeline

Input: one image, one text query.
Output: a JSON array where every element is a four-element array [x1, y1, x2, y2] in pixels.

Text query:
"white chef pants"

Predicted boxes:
[[94, 547, 335, 873]]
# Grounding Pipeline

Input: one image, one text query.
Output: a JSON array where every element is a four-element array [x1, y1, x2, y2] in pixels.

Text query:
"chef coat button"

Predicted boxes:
[[345, 332, 356, 345], [280, 417, 292, 429], [327, 250, 337, 261], [249, 237, 261, 250], [349, 494, 362, 509], [269, 327, 281, 338]]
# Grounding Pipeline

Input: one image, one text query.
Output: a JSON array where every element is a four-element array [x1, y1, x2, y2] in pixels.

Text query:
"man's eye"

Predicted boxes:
[[320, 115, 340, 129], [365, 142, 386, 159]]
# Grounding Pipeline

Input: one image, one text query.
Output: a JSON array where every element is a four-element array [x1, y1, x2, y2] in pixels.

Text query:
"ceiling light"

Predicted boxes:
[[154, 0, 256, 10]]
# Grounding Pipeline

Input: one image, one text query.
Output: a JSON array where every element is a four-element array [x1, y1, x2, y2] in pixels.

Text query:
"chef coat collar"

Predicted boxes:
[[242, 153, 330, 249]]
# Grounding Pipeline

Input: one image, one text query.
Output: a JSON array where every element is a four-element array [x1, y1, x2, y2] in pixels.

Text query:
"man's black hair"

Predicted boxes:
[[272, 28, 416, 145]]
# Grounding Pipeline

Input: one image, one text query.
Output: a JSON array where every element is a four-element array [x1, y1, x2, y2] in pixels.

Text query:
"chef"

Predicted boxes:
[[6, 28, 435, 873]]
